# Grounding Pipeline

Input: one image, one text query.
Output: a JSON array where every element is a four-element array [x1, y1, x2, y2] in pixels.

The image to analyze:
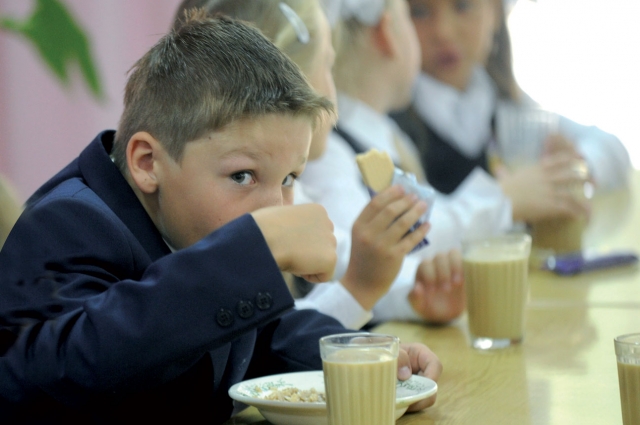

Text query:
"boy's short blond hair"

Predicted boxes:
[[112, 11, 333, 171]]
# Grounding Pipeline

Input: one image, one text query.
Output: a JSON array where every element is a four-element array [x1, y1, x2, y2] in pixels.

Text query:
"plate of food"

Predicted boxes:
[[228, 370, 437, 425]]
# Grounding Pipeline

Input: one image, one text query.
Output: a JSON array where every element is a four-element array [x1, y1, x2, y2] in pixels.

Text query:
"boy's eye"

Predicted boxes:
[[230, 171, 254, 185], [282, 174, 296, 187]]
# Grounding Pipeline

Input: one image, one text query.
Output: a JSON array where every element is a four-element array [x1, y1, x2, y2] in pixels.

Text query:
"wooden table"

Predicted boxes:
[[374, 306, 637, 424], [529, 172, 640, 308], [225, 171, 640, 425]]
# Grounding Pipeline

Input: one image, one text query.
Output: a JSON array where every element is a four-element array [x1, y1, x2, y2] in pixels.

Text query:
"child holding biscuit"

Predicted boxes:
[[0, 13, 441, 421], [297, 0, 518, 323]]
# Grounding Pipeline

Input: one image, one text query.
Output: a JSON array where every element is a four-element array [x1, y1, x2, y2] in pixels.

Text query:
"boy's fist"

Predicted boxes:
[[252, 204, 337, 283]]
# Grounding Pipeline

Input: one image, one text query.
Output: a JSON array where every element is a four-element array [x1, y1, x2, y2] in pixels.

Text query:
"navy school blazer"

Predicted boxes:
[[0, 131, 348, 424]]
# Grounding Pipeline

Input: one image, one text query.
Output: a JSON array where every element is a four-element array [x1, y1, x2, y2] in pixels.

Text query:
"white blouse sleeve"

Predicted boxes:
[[295, 283, 373, 330]]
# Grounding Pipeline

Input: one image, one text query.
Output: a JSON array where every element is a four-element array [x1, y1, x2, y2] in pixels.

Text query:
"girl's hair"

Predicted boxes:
[[173, 0, 323, 77], [330, 0, 391, 95], [486, 0, 520, 101]]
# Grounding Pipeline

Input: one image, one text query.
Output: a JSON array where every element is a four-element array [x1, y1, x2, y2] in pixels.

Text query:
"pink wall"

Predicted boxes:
[[0, 0, 182, 202]]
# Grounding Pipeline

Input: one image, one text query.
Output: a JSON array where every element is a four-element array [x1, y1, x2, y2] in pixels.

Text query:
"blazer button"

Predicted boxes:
[[237, 300, 254, 319], [216, 308, 234, 327], [255, 292, 273, 310]]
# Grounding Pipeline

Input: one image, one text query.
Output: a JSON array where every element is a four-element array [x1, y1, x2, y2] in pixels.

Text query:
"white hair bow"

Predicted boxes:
[[279, 2, 310, 44], [322, 0, 386, 28]]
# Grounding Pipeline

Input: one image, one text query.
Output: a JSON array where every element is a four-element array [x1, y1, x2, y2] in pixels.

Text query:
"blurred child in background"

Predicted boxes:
[[299, 0, 538, 323], [392, 0, 631, 226]]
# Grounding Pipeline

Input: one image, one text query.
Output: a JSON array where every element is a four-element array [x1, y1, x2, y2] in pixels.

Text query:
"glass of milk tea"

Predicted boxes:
[[495, 104, 589, 256], [463, 234, 532, 350], [614, 333, 640, 425], [495, 104, 559, 168], [319, 333, 399, 425]]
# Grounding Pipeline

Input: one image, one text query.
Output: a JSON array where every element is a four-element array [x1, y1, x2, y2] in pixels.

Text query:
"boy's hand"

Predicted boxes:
[[397, 342, 442, 411], [251, 204, 336, 283], [497, 152, 591, 223], [408, 250, 465, 324], [341, 185, 430, 311]]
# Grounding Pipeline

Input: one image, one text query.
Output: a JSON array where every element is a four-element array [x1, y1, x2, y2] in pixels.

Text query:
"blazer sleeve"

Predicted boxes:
[[0, 194, 294, 405], [247, 308, 353, 378]]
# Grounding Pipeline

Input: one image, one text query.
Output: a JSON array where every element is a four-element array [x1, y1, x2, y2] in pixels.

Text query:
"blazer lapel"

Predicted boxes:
[[78, 131, 171, 262]]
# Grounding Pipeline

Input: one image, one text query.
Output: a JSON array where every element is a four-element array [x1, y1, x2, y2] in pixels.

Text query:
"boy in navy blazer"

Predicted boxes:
[[0, 11, 441, 423]]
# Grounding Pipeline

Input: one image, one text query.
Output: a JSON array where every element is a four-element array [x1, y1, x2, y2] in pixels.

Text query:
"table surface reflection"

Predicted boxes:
[[224, 171, 640, 424], [530, 171, 639, 308]]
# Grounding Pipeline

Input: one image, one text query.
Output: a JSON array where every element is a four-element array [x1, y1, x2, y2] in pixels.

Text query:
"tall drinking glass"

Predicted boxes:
[[495, 104, 587, 255], [320, 333, 399, 425], [463, 234, 532, 350], [615, 333, 640, 425]]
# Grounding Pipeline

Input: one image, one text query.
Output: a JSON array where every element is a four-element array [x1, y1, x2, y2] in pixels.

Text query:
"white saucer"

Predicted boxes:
[[228, 370, 437, 425]]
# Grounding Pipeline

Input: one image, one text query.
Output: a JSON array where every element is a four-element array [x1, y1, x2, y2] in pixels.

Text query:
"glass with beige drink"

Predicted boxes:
[[320, 333, 399, 425], [615, 333, 640, 425], [495, 104, 588, 256], [529, 177, 589, 255], [463, 234, 532, 350]]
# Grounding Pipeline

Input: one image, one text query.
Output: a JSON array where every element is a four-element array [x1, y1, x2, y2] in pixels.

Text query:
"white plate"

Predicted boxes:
[[228, 371, 437, 425]]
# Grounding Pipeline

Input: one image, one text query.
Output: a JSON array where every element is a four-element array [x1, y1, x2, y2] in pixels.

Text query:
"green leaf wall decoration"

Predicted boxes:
[[1, 0, 104, 99]]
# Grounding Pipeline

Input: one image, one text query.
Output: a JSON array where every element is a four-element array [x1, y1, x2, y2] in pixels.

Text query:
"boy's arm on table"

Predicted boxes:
[[247, 308, 353, 377], [0, 198, 295, 403]]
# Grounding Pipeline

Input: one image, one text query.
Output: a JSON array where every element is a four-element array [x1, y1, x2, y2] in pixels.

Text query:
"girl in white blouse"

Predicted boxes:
[[392, 0, 631, 217]]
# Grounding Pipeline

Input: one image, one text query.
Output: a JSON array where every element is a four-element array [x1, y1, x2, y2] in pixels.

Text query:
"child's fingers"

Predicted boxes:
[[449, 249, 464, 287], [383, 199, 428, 242], [357, 185, 405, 224], [544, 134, 574, 154], [397, 349, 412, 381], [416, 259, 437, 290], [434, 253, 452, 292], [365, 193, 423, 235], [397, 347, 439, 410], [401, 343, 443, 381], [542, 154, 589, 185], [396, 221, 430, 253]]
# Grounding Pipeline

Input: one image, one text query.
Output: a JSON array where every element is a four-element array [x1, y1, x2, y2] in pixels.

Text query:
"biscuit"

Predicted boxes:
[[355, 149, 395, 192]]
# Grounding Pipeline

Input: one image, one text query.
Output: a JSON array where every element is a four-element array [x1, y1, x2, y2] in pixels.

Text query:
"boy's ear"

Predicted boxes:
[[371, 11, 395, 58], [126, 131, 161, 194]]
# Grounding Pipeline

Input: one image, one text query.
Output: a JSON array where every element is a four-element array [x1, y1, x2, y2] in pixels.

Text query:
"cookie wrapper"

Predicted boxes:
[[367, 169, 436, 253]]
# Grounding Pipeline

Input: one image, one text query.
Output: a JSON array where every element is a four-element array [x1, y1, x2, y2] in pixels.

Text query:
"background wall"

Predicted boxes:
[[1, 0, 638, 202], [0, 0, 181, 202], [509, 0, 640, 170]]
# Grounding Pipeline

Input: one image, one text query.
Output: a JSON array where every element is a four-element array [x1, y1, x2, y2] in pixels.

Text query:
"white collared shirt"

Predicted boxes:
[[413, 68, 632, 191], [299, 93, 513, 323]]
